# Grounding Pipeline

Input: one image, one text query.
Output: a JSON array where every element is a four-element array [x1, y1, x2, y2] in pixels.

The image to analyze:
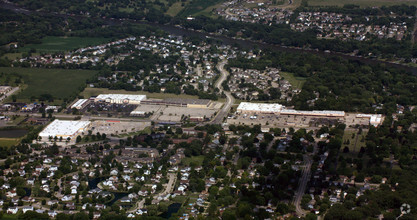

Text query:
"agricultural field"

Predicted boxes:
[[308, 0, 417, 7], [0, 67, 97, 103], [19, 36, 110, 53]]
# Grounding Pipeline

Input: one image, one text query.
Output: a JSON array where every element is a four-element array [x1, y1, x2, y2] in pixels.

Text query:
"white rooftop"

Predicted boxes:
[[357, 114, 383, 125], [237, 102, 283, 113], [39, 119, 91, 138], [96, 94, 146, 102], [71, 99, 88, 109], [280, 109, 345, 116]]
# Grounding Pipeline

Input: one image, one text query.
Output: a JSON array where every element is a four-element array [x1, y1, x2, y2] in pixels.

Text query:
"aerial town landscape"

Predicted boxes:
[[0, 0, 417, 219]]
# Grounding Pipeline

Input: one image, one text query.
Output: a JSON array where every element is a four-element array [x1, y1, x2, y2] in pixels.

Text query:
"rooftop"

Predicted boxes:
[[237, 102, 283, 113], [96, 94, 146, 102], [39, 119, 91, 138]]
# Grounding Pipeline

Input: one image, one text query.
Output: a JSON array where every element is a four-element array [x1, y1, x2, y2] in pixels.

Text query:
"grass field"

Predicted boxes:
[[0, 67, 97, 103], [342, 129, 367, 154], [0, 214, 18, 220], [193, 1, 224, 17], [279, 71, 306, 90], [0, 138, 20, 147], [178, 0, 223, 17], [19, 36, 110, 53], [167, 2, 186, 16], [81, 88, 201, 100], [181, 155, 205, 166], [308, 0, 417, 7]]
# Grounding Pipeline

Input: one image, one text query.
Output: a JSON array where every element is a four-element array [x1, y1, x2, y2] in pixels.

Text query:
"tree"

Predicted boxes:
[[76, 135, 82, 143]]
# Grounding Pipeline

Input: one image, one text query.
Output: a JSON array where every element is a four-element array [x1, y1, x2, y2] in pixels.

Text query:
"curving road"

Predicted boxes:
[[211, 60, 234, 124], [292, 154, 312, 217]]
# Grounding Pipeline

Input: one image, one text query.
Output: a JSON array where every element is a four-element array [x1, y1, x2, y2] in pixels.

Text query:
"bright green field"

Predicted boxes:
[[0, 67, 97, 103], [308, 0, 417, 7], [19, 36, 110, 53]]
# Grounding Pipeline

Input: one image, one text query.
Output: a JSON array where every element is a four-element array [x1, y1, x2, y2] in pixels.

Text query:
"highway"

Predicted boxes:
[[211, 60, 235, 124], [292, 154, 312, 217]]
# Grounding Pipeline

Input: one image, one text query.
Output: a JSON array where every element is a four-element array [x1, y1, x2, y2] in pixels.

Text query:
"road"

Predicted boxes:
[[211, 60, 235, 124], [128, 172, 176, 214], [0, 86, 19, 104], [292, 154, 312, 217]]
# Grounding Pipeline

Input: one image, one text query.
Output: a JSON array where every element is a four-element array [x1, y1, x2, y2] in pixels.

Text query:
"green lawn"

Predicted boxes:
[[0, 67, 97, 104], [116, 127, 152, 137], [178, 0, 223, 17], [0, 138, 20, 147], [308, 0, 417, 7], [181, 155, 205, 166], [0, 214, 18, 220], [167, 2, 186, 17], [193, 1, 223, 18], [279, 71, 306, 90], [342, 129, 367, 154], [19, 36, 110, 53]]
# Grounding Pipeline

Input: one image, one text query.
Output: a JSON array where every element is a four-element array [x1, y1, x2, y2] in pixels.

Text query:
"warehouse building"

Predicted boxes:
[[236, 102, 283, 114], [280, 109, 345, 117], [95, 94, 146, 105], [236, 102, 345, 117], [39, 119, 91, 141], [141, 98, 211, 108], [71, 99, 89, 110], [356, 114, 384, 127]]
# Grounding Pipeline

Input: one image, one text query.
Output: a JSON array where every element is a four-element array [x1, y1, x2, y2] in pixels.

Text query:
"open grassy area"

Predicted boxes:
[[308, 0, 417, 7], [178, 0, 223, 17], [193, 1, 224, 17], [0, 67, 97, 104], [279, 71, 306, 90], [342, 128, 367, 154], [116, 127, 152, 138], [19, 36, 110, 53], [181, 155, 205, 166], [6, 116, 27, 126], [81, 88, 201, 100], [0, 138, 20, 147], [1, 214, 18, 220], [167, 2, 187, 17]]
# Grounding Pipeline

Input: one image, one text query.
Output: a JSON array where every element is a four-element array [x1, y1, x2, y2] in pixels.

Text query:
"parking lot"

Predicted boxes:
[[227, 113, 345, 128], [157, 106, 217, 122], [227, 112, 375, 129], [83, 102, 137, 117], [91, 120, 151, 135]]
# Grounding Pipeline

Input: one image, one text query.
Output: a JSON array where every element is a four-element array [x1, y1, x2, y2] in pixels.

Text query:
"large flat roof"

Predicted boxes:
[[96, 94, 146, 102], [280, 109, 345, 116], [39, 119, 91, 138], [237, 102, 283, 113], [71, 99, 88, 109], [164, 98, 211, 105]]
